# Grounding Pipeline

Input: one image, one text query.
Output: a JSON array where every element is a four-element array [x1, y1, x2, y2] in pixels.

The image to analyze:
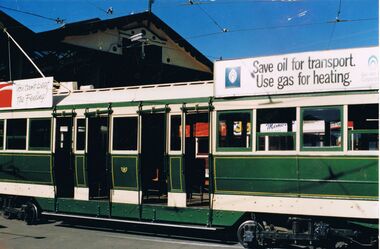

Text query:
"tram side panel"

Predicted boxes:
[[0, 153, 54, 198], [212, 155, 378, 219]]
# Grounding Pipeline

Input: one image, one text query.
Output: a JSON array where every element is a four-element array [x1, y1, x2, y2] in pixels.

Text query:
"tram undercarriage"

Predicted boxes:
[[237, 215, 378, 249]]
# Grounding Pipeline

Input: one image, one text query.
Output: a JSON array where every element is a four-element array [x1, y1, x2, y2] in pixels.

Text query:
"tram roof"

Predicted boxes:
[[54, 80, 214, 106]]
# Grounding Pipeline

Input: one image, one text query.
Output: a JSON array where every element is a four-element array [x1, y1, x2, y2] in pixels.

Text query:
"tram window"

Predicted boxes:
[[170, 115, 181, 151], [0, 120, 3, 149], [112, 117, 138, 151], [302, 107, 342, 149], [6, 119, 27, 150], [257, 108, 296, 151], [29, 119, 51, 150], [348, 104, 379, 151], [217, 111, 251, 149], [76, 119, 86, 151]]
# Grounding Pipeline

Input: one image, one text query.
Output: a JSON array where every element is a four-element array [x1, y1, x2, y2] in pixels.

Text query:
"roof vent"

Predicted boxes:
[[57, 82, 78, 93], [80, 85, 95, 91]]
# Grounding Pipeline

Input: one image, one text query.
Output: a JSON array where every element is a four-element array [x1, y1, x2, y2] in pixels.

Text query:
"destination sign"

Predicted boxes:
[[0, 77, 53, 110], [214, 47, 379, 97]]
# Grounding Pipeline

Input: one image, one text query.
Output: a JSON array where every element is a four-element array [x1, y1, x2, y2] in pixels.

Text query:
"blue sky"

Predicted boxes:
[[1, 0, 378, 61]]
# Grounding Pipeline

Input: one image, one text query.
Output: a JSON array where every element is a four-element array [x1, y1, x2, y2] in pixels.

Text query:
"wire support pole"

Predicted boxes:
[[7, 36, 12, 81], [2, 27, 46, 78]]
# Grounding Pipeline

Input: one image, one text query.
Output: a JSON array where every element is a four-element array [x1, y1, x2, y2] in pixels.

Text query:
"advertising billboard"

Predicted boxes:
[[215, 47, 379, 98], [0, 77, 53, 110]]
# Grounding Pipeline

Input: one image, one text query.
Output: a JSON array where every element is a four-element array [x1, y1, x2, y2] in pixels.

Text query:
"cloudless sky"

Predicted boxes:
[[1, 0, 378, 61]]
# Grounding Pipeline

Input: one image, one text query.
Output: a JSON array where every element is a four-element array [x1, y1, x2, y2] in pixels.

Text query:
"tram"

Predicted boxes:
[[0, 47, 378, 249]]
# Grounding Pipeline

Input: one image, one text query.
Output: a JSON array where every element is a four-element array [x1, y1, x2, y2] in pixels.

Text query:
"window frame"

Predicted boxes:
[[111, 115, 139, 154], [300, 106, 344, 152], [5, 118, 28, 151], [28, 118, 52, 151], [216, 109, 253, 152], [169, 113, 182, 154], [74, 117, 87, 154], [348, 129, 379, 151], [256, 131, 296, 151]]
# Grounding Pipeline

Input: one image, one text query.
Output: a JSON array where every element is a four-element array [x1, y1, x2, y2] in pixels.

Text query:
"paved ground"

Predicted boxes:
[[0, 216, 242, 249]]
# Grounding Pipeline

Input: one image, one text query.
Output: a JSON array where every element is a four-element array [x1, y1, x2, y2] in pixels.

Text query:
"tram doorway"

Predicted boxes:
[[87, 117, 110, 199], [185, 113, 209, 206], [54, 118, 75, 198], [141, 113, 167, 204]]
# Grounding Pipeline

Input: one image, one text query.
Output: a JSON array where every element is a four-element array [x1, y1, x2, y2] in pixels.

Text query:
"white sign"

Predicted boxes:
[[0, 77, 53, 110], [303, 120, 325, 133], [215, 47, 379, 97], [260, 123, 288, 132]]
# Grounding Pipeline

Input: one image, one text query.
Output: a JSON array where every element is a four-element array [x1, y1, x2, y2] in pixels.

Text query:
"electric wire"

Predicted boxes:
[[0, 4, 65, 24], [86, 1, 113, 15], [327, 0, 342, 48], [186, 17, 377, 40], [189, 1, 228, 32]]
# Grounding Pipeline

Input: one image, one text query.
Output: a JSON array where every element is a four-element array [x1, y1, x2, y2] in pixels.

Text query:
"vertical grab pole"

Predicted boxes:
[[181, 103, 187, 200], [137, 102, 143, 220], [51, 107, 58, 212], [106, 104, 113, 217], [207, 98, 214, 227], [163, 104, 170, 201]]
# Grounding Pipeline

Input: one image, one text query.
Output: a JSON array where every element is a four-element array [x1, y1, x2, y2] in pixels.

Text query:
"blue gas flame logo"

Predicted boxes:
[[368, 55, 378, 67]]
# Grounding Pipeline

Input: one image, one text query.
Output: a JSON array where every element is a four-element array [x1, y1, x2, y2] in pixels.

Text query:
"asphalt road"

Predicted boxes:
[[0, 216, 243, 249]]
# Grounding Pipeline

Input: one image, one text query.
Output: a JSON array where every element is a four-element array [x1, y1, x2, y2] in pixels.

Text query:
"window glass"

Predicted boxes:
[[348, 104, 378, 151], [218, 111, 251, 149], [170, 115, 181, 151], [0, 120, 3, 149], [113, 117, 138, 150], [257, 108, 296, 151], [302, 107, 341, 149], [76, 119, 86, 151], [29, 119, 51, 150], [6, 119, 27, 150]]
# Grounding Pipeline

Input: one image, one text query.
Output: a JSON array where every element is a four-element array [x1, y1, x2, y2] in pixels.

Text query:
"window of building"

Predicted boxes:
[[29, 119, 51, 150], [0, 120, 4, 150], [348, 104, 378, 151], [302, 107, 342, 150], [257, 108, 296, 151], [170, 115, 181, 151], [76, 119, 86, 151], [112, 117, 138, 151], [217, 111, 251, 150], [6, 119, 27, 150]]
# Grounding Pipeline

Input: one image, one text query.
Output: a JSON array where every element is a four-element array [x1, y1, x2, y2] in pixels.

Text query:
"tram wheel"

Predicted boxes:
[[24, 202, 39, 225], [237, 220, 264, 249]]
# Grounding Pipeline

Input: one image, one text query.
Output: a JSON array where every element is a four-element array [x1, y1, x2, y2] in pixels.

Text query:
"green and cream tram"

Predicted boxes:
[[0, 47, 378, 248]]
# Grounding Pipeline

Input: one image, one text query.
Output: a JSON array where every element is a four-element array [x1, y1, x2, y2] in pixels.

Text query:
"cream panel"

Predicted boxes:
[[111, 190, 142, 204], [1, 110, 52, 119], [0, 182, 54, 198], [168, 192, 186, 207], [74, 187, 89, 200], [213, 194, 378, 219]]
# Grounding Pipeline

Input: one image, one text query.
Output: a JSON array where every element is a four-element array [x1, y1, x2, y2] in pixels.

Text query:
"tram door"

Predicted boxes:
[[87, 117, 110, 199], [185, 113, 209, 206], [141, 113, 168, 203], [55, 118, 74, 198]]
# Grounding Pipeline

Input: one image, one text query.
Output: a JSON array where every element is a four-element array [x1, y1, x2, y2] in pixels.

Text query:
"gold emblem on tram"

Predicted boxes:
[[120, 166, 128, 173]]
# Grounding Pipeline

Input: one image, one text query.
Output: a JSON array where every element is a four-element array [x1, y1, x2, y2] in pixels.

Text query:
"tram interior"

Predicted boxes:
[[87, 117, 110, 200], [55, 118, 75, 198], [185, 113, 209, 206], [141, 113, 168, 203]]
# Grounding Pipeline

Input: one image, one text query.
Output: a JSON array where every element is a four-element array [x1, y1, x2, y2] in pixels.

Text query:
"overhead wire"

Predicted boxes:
[[186, 17, 377, 40], [86, 1, 113, 15], [188, 1, 228, 32], [327, 0, 342, 48], [0, 4, 65, 24]]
